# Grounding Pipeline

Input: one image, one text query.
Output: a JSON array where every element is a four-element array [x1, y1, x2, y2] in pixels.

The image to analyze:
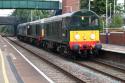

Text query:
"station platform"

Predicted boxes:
[[0, 36, 50, 83], [102, 44, 125, 54]]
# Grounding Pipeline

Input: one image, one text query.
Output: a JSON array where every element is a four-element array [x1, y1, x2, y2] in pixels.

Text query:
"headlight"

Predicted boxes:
[[75, 34, 80, 40], [90, 34, 95, 40]]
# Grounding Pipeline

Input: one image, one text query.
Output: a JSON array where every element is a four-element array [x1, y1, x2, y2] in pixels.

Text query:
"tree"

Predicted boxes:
[[12, 9, 51, 23], [92, 0, 116, 15], [80, 0, 116, 15], [80, 0, 88, 9], [116, 3, 124, 13], [124, 0, 125, 10], [110, 14, 123, 27]]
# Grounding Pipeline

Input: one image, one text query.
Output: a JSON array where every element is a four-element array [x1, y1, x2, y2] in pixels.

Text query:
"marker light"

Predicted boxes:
[[81, 16, 84, 20], [90, 34, 95, 40], [75, 34, 80, 40]]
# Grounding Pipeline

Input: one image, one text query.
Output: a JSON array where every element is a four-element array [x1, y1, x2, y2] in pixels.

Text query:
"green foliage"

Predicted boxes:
[[80, 0, 88, 9], [0, 25, 14, 36], [116, 3, 124, 13], [80, 0, 123, 15], [92, 0, 107, 15], [93, 0, 115, 15], [110, 15, 123, 28], [12, 9, 51, 23], [99, 15, 123, 30], [99, 17, 105, 31]]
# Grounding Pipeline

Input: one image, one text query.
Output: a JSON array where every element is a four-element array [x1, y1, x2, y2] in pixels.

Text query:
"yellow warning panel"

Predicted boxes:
[[70, 30, 99, 42]]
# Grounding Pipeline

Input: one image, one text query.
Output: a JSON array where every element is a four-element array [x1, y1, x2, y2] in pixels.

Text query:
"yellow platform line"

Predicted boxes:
[[0, 49, 9, 83]]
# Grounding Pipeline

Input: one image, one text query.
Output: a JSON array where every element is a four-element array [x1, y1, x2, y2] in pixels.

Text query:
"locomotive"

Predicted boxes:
[[17, 10, 102, 58]]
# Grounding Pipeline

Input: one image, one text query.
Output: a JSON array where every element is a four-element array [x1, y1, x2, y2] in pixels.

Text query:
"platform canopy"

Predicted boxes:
[[0, 0, 60, 10]]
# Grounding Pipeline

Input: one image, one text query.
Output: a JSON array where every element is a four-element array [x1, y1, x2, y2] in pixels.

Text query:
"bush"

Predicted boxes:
[[110, 15, 123, 28]]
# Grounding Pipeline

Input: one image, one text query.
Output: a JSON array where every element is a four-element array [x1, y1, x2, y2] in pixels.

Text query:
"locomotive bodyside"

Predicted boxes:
[[17, 10, 102, 58], [17, 20, 44, 45]]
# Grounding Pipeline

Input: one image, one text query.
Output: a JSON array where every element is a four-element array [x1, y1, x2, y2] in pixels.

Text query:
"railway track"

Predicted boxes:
[[76, 59, 125, 82], [7, 37, 125, 83], [92, 58, 125, 73], [6, 37, 86, 83]]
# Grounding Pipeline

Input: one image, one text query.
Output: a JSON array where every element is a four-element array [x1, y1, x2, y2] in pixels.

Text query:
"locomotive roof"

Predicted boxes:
[[44, 10, 99, 23], [18, 10, 99, 26], [18, 19, 44, 27]]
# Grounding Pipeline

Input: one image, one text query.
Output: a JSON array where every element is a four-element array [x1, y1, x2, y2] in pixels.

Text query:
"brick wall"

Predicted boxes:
[[100, 32, 125, 45], [62, 0, 80, 14]]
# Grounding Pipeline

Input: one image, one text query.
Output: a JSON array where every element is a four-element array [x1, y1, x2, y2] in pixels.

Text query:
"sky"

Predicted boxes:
[[0, 0, 123, 16], [118, 0, 124, 4]]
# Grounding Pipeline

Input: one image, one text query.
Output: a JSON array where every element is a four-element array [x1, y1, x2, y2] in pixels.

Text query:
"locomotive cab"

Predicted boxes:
[[64, 10, 102, 55]]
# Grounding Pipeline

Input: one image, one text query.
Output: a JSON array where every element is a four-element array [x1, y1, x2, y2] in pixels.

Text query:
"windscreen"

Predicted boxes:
[[70, 15, 99, 29]]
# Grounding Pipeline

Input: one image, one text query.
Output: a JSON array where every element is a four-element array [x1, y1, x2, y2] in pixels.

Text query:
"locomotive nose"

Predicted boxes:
[[83, 45, 88, 49]]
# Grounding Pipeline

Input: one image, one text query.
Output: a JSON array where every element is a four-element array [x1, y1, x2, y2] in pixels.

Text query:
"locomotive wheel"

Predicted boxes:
[[42, 41, 47, 49], [70, 51, 78, 60], [36, 41, 40, 47], [87, 50, 95, 58], [93, 49, 100, 57], [63, 47, 77, 60], [40, 43, 44, 48], [58, 46, 73, 59], [80, 50, 89, 59]]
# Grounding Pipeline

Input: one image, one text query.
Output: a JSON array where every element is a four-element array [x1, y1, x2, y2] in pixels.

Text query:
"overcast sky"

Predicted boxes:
[[0, 0, 123, 16]]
